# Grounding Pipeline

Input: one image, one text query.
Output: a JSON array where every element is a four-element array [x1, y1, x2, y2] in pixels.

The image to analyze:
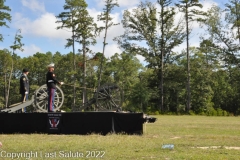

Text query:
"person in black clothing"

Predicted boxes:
[[20, 68, 30, 113], [46, 63, 63, 112]]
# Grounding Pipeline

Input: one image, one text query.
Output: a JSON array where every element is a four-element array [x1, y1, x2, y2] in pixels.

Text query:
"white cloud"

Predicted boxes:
[[169, 0, 219, 52], [21, 0, 45, 13], [171, 0, 217, 31], [13, 12, 71, 40], [88, 8, 101, 21], [94, 0, 140, 8], [87, 7, 124, 56], [91, 43, 122, 58], [201, 0, 217, 11], [105, 43, 122, 58], [191, 0, 217, 29], [96, 16, 123, 42], [21, 44, 42, 57], [136, 54, 145, 64], [88, 7, 123, 45], [117, 0, 140, 8]]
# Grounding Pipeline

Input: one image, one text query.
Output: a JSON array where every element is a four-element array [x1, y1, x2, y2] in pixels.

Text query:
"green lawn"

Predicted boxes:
[[0, 115, 240, 160]]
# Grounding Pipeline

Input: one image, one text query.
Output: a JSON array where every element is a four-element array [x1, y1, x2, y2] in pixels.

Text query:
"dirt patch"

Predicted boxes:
[[194, 146, 222, 149], [192, 146, 240, 150], [225, 147, 240, 150], [170, 137, 181, 139]]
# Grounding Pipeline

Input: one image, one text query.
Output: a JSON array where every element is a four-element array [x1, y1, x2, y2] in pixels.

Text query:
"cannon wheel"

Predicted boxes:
[[93, 83, 123, 111], [33, 84, 64, 112]]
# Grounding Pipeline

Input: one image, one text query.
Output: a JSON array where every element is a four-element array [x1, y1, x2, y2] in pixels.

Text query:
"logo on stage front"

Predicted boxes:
[[48, 113, 62, 131], [49, 118, 59, 128]]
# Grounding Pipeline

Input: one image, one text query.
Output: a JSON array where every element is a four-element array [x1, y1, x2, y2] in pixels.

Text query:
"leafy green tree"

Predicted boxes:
[[7, 53, 22, 106], [175, 0, 207, 113], [163, 53, 186, 113], [204, 5, 240, 67], [157, 0, 185, 111], [55, 52, 80, 110], [5, 29, 24, 107], [198, 39, 221, 69], [75, 3, 97, 108], [56, 0, 97, 109], [26, 52, 53, 85], [210, 68, 240, 115], [56, 0, 80, 109], [0, 49, 12, 108], [97, 0, 119, 84], [202, 6, 240, 116], [188, 48, 214, 114], [0, 0, 11, 42], [95, 0, 120, 108], [115, 1, 185, 111], [127, 70, 152, 112], [225, 0, 240, 43], [103, 52, 143, 109]]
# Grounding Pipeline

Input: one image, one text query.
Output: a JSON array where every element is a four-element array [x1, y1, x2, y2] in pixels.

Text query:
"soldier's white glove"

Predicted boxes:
[[60, 82, 64, 85], [25, 92, 28, 94]]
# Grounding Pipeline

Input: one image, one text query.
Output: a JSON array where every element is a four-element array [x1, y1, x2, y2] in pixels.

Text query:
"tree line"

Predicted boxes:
[[0, 0, 240, 115]]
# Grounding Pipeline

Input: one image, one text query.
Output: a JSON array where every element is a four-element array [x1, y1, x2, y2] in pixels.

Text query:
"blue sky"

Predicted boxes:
[[0, 0, 225, 61]]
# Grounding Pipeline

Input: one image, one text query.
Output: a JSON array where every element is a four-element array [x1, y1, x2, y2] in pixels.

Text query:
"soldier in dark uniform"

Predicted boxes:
[[46, 63, 63, 112], [20, 68, 30, 113]]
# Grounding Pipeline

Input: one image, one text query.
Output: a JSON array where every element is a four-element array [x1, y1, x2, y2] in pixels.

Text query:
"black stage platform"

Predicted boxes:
[[0, 112, 144, 135]]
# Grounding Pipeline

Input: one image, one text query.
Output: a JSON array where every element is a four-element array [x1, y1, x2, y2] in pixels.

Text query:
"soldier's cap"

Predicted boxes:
[[47, 63, 55, 68], [22, 68, 29, 72]]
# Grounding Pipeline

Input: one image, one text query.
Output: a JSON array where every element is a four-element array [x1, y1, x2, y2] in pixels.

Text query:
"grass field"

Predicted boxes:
[[0, 115, 240, 160]]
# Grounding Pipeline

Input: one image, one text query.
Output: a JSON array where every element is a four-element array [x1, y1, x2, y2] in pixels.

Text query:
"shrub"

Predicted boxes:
[[216, 108, 223, 116], [222, 110, 228, 116], [206, 106, 217, 116], [189, 110, 195, 115]]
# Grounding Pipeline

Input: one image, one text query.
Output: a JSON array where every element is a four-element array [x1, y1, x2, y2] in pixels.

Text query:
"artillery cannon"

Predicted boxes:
[[0, 83, 123, 113], [75, 83, 123, 111]]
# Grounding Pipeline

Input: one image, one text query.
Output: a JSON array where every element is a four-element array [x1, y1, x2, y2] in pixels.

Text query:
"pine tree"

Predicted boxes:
[[56, 0, 97, 110], [0, 0, 11, 42], [175, 0, 206, 113]]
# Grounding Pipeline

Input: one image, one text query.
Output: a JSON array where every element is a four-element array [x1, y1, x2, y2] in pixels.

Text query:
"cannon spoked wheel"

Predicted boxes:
[[94, 83, 123, 111], [33, 84, 64, 112]]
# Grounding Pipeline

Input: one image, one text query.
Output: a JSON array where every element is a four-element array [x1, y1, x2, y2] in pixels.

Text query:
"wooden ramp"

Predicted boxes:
[[0, 96, 34, 113]]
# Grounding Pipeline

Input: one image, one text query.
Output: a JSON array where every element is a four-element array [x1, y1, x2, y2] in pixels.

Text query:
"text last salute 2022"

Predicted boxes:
[[0, 150, 106, 159]]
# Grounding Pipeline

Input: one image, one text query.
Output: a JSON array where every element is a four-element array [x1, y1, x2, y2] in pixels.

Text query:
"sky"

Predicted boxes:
[[0, 0, 226, 63]]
